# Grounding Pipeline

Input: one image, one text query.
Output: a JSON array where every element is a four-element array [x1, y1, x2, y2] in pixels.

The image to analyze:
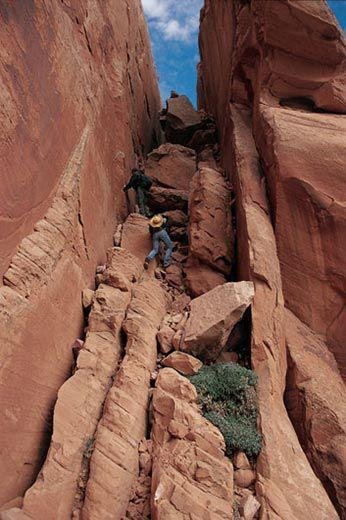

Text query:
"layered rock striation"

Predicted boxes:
[[151, 368, 234, 519], [199, 0, 346, 375], [1, 0, 345, 518], [0, 0, 161, 506], [198, 0, 346, 517]]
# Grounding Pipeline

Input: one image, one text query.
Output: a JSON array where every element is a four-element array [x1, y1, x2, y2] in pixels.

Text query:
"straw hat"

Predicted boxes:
[[150, 214, 164, 228]]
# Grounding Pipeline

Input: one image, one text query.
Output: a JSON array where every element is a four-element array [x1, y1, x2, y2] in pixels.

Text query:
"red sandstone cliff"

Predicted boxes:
[[0, 0, 161, 505], [0, 0, 345, 519], [198, 0, 345, 518]]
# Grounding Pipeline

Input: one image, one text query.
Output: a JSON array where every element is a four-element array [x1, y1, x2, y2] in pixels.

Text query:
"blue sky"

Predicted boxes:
[[142, 0, 346, 107]]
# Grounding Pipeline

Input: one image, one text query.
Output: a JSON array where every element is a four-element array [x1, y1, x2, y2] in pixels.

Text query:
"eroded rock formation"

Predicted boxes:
[[0, 0, 161, 506], [1, 0, 345, 518], [198, 0, 345, 518], [151, 368, 234, 519], [82, 279, 167, 519]]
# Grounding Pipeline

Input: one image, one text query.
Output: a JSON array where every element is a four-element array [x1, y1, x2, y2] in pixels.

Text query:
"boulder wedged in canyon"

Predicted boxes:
[[161, 94, 203, 145], [148, 186, 189, 213], [146, 144, 196, 191], [188, 166, 234, 275], [0, 0, 161, 505], [181, 282, 254, 362], [285, 309, 346, 518], [151, 368, 233, 519], [82, 279, 167, 519], [224, 104, 338, 519]]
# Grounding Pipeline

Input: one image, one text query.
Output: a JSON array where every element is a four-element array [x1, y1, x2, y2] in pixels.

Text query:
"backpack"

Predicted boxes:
[[139, 171, 153, 189]]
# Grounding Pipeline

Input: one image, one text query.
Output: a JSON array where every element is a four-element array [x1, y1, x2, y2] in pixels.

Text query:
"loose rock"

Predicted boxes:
[[157, 325, 175, 354], [82, 288, 94, 309], [239, 494, 261, 520], [234, 469, 256, 489], [182, 282, 254, 361], [146, 143, 196, 191], [162, 351, 203, 376]]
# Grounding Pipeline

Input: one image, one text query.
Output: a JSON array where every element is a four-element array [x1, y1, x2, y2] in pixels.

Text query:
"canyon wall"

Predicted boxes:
[[0, 0, 161, 506], [198, 0, 345, 518], [198, 0, 346, 375]]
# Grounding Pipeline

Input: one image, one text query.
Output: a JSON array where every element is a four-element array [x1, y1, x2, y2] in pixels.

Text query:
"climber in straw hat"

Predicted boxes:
[[144, 213, 173, 269]]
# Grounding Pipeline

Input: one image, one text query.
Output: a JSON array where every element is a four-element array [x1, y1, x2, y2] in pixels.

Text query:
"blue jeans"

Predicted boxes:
[[147, 230, 173, 267]]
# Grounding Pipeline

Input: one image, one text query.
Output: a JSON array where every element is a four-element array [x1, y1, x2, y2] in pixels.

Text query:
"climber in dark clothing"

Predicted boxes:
[[144, 214, 173, 269], [123, 168, 153, 217]]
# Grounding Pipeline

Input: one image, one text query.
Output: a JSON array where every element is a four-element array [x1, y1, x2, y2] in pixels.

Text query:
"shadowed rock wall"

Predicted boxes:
[[198, 0, 345, 517], [198, 0, 346, 377], [0, 0, 161, 505]]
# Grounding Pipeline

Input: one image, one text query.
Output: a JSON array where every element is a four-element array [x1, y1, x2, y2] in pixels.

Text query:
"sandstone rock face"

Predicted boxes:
[[151, 368, 233, 519], [189, 167, 234, 275], [285, 309, 346, 517], [225, 104, 338, 520], [199, 0, 346, 377], [82, 280, 167, 519], [182, 282, 254, 361], [198, 2, 345, 516], [199, 0, 346, 124], [184, 257, 226, 297], [1, 247, 142, 519], [0, 0, 161, 505], [146, 144, 196, 191], [255, 106, 346, 377]]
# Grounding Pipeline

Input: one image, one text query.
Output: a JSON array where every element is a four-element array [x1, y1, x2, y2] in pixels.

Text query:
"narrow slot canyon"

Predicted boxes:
[[0, 1, 345, 520]]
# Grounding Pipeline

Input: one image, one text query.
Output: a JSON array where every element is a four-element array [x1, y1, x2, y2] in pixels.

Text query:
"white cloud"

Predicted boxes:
[[141, 0, 203, 42], [141, 0, 169, 19], [160, 19, 191, 41]]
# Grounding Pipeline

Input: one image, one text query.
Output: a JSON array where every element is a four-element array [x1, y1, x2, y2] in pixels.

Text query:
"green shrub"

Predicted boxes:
[[190, 362, 261, 458]]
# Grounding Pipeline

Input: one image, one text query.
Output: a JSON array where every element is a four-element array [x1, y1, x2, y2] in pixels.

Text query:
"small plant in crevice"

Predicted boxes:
[[190, 362, 261, 458], [233, 499, 242, 520], [83, 436, 95, 460]]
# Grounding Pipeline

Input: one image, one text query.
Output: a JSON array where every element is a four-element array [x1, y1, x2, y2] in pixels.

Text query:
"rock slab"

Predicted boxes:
[[189, 166, 233, 275], [162, 352, 203, 376], [146, 144, 196, 191], [82, 280, 167, 520], [182, 282, 254, 361]]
